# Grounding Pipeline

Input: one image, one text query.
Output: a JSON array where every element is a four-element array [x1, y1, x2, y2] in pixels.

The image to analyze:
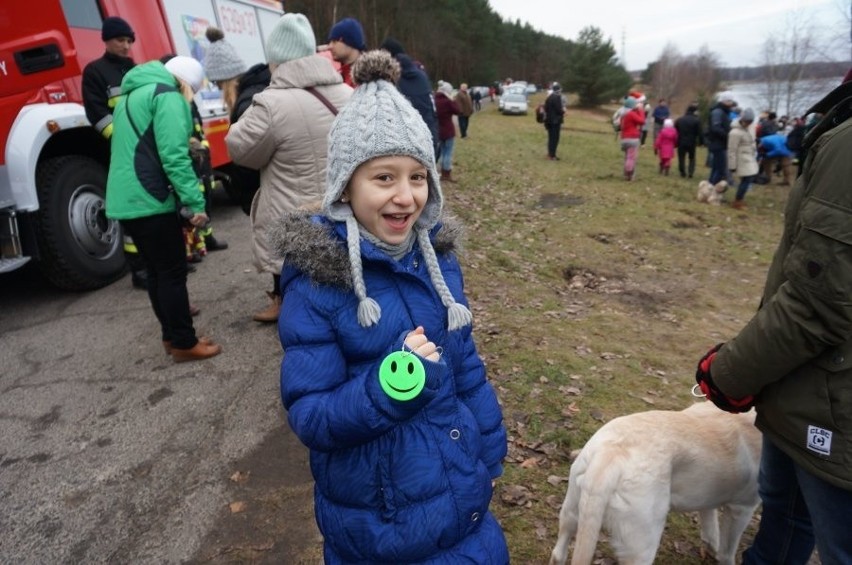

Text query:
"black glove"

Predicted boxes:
[[695, 343, 755, 413]]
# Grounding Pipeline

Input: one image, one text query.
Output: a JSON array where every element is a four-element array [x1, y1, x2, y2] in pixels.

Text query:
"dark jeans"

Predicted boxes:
[[546, 123, 561, 158], [708, 146, 728, 184], [735, 175, 755, 201], [121, 212, 198, 349], [677, 145, 696, 178], [743, 435, 852, 565], [458, 115, 470, 138]]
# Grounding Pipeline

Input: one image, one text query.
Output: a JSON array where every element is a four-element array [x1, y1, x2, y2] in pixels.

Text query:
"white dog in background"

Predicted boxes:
[[549, 402, 761, 565], [697, 180, 729, 205]]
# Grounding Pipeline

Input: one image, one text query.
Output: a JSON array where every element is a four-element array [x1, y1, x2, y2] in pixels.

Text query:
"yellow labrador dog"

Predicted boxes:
[[549, 402, 760, 565]]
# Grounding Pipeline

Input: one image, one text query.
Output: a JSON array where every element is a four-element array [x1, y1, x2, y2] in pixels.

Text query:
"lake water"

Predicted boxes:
[[726, 77, 843, 117]]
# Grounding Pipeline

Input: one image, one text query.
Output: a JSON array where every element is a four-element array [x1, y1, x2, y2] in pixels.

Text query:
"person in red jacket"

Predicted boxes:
[[435, 81, 461, 182], [619, 96, 646, 181]]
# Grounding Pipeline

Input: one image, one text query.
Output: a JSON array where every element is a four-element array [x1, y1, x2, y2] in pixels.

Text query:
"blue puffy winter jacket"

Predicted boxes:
[[759, 133, 793, 158], [273, 214, 509, 564]]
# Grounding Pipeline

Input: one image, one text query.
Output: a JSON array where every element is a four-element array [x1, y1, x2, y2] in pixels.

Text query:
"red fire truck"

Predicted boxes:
[[0, 0, 282, 290]]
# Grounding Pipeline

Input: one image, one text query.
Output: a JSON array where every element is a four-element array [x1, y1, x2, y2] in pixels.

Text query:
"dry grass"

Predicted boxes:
[[449, 95, 789, 563]]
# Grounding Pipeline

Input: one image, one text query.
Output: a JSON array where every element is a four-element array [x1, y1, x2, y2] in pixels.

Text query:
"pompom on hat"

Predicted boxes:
[[101, 17, 135, 42], [328, 18, 366, 51], [203, 27, 247, 82], [323, 50, 471, 331], [165, 56, 204, 94], [266, 13, 317, 65]]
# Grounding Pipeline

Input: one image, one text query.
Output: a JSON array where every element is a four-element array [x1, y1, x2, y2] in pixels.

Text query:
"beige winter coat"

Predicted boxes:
[[727, 120, 760, 178], [225, 55, 352, 275]]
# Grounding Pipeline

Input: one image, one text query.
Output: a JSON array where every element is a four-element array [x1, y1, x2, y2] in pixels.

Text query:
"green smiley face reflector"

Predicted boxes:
[[379, 350, 426, 401]]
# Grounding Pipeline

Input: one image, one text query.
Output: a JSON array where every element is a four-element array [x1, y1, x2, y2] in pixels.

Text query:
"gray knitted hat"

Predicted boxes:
[[203, 27, 247, 82], [323, 50, 470, 331]]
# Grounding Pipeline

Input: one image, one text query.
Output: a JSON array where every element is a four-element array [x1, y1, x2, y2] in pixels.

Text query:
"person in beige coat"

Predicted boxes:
[[226, 13, 352, 322], [726, 108, 759, 210]]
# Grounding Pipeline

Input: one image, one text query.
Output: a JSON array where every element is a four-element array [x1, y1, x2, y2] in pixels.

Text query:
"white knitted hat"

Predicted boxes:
[[323, 50, 470, 331], [164, 56, 204, 93]]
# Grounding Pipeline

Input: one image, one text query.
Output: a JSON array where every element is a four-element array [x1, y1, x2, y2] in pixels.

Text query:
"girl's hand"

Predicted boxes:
[[404, 326, 440, 362]]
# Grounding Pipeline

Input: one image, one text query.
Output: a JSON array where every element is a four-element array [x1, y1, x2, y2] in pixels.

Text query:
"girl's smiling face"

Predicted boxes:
[[344, 156, 429, 244]]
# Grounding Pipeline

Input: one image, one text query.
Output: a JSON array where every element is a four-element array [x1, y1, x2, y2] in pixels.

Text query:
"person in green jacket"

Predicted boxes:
[[106, 57, 222, 363], [695, 70, 852, 564]]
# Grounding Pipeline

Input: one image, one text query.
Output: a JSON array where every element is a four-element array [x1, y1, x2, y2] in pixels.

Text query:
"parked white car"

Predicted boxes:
[[501, 93, 529, 115]]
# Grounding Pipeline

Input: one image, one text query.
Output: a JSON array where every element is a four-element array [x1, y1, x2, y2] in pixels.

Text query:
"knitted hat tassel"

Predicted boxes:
[[417, 229, 472, 331], [346, 217, 382, 327]]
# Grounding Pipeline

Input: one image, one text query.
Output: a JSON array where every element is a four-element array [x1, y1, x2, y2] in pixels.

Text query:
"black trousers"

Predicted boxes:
[[121, 212, 198, 349], [546, 123, 561, 158], [458, 115, 470, 138], [677, 145, 697, 178]]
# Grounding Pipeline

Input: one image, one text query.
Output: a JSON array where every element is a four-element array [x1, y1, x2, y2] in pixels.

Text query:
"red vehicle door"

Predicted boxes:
[[0, 1, 80, 165]]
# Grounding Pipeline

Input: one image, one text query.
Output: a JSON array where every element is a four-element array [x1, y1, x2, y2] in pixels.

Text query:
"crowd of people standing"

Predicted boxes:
[[610, 88, 810, 209], [85, 6, 852, 562]]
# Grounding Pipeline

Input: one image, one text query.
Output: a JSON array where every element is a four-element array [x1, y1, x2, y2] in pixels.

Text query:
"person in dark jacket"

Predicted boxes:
[[756, 111, 779, 139], [81, 16, 149, 290], [785, 116, 806, 163], [695, 72, 852, 565], [202, 26, 271, 215], [674, 103, 704, 178], [273, 50, 508, 563], [651, 98, 670, 143], [380, 37, 439, 154], [544, 82, 566, 160], [706, 91, 736, 185], [105, 57, 222, 363]]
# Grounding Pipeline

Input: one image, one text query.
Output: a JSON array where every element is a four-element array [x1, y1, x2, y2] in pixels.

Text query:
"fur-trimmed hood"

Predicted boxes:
[[269, 212, 464, 288]]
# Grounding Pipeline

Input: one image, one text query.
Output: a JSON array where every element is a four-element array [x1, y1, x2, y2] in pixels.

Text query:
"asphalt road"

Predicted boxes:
[[0, 198, 319, 563]]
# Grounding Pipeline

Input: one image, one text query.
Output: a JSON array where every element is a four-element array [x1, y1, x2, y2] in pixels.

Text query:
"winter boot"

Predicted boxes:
[[204, 233, 229, 251], [253, 292, 282, 323], [441, 169, 457, 183]]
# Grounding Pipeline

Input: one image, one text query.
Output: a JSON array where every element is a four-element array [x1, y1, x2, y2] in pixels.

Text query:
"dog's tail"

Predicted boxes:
[[569, 452, 624, 565]]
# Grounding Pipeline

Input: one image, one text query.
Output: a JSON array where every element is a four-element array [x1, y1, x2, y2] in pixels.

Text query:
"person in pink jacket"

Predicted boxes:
[[654, 118, 678, 175]]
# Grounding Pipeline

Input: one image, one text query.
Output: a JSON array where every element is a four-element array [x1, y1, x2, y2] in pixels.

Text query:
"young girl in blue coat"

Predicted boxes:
[[271, 50, 509, 564]]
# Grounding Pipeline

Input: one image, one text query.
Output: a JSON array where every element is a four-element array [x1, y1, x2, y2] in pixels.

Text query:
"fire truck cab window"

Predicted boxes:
[[60, 0, 102, 30]]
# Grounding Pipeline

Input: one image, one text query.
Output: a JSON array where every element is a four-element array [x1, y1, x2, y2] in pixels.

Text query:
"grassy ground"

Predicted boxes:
[[450, 95, 790, 563]]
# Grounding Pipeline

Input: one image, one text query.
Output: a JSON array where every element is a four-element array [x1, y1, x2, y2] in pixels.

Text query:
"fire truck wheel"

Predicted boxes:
[[34, 155, 126, 290]]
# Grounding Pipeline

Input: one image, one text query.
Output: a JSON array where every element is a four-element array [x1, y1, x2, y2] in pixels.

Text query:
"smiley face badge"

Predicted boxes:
[[379, 350, 426, 401]]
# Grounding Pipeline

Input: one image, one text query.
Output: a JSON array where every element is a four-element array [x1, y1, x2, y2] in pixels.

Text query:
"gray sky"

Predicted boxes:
[[487, 0, 850, 70]]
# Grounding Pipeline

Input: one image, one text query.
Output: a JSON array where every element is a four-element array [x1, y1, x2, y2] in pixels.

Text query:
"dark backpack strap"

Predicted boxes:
[[304, 86, 338, 115]]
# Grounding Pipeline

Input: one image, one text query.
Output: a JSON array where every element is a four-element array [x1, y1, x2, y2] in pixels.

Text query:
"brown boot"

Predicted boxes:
[[253, 291, 281, 323], [171, 338, 222, 363], [441, 169, 457, 183], [731, 199, 747, 210]]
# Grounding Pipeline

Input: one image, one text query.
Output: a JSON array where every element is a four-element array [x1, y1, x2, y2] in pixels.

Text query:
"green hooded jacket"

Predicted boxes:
[[106, 61, 204, 219], [712, 80, 852, 491]]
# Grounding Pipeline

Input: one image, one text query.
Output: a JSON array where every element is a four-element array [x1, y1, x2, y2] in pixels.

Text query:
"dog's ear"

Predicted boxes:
[[714, 181, 729, 193]]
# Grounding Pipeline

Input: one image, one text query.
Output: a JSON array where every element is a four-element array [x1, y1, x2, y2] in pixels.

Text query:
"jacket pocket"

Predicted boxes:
[[784, 197, 852, 299], [813, 339, 852, 372]]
